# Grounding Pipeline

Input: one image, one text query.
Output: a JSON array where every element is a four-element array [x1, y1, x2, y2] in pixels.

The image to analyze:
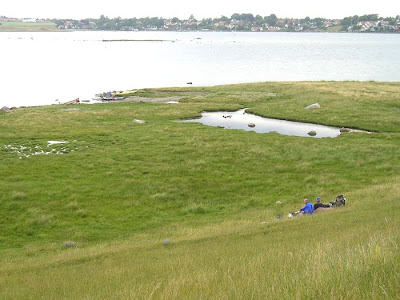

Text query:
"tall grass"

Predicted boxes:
[[1, 181, 398, 298]]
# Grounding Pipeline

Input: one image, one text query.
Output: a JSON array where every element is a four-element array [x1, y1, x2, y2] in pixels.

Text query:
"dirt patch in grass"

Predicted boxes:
[[121, 96, 184, 103]]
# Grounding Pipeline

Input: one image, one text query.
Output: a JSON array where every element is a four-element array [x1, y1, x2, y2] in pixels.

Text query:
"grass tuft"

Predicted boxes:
[[11, 191, 27, 200]]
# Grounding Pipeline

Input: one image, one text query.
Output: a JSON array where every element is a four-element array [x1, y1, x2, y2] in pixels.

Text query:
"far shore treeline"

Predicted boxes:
[[1, 13, 400, 32]]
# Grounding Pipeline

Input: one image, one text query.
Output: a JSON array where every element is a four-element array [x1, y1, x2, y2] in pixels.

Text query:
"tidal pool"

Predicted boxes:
[[183, 109, 345, 138]]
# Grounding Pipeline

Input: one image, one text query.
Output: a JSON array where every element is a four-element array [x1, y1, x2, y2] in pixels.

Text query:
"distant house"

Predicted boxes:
[[265, 26, 281, 31], [0, 17, 21, 22], [324, 20, 340, 27], [276, 20, 285, 26], [183, 21, 199, 26], [357, 21, 377, 31], [215, 21, 226, 27], [251, 26, 263, 32]]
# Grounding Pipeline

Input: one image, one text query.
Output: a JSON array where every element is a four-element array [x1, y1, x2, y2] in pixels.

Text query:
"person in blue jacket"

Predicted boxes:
[[300, 198, 314, 214]]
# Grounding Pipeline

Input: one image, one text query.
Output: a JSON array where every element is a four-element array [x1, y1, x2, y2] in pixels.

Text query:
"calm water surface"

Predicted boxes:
[[183, 109, 342, 138], [1, 31, 400, 107]]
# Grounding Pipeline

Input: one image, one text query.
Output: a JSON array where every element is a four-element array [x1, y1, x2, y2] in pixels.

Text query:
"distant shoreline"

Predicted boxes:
[[2, 13, 400, 34], [2, 28, 400, 34], [2, 18, 399, 33]]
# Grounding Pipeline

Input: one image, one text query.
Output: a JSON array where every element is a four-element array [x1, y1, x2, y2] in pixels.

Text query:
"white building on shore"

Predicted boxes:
[[22, 18, 37, 23]]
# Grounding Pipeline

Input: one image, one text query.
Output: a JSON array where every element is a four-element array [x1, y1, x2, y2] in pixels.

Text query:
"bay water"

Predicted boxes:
[[1, 31, 400, 108]]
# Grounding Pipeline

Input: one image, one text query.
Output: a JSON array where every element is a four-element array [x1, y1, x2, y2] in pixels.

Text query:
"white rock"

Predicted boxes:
[[63, 241, 77, 248], [305, 103, 321, 109], [0, 106, 12, 113]]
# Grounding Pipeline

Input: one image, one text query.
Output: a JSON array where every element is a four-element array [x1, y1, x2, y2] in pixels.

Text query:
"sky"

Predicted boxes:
[[1, 0, 399, 20]]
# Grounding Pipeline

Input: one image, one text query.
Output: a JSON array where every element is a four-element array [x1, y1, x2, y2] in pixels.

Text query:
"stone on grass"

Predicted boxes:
[[63, 241, 77, 248], [0, 106, 12, 113], [305, 103, 320, 109], [132, 119, 146, 124], [162, 239, 172, 246]]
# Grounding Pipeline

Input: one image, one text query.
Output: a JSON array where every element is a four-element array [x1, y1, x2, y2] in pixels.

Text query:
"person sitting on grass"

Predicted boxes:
[[299, 198, 314, 214], [314, 196, 329, 210]]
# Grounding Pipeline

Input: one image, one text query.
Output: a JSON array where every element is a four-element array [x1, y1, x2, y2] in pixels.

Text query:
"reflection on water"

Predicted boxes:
[[183, 109, 341, 138]]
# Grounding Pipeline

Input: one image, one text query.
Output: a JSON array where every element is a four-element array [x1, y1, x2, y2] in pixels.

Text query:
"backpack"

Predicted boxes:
[[328, 195, 347, 207]]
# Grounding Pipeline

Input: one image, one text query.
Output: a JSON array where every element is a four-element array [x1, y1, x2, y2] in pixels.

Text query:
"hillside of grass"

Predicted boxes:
[[327, 25, 342, 32], [0, 81, 399, 299], [0, 21, 59, 32]]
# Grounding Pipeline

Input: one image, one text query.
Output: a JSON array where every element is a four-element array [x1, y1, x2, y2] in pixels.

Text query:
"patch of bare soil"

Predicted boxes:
[[122, 96, 184, 103]]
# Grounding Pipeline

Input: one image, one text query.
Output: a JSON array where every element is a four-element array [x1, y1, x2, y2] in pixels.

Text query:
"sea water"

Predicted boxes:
[[1, 31, 400, 107]]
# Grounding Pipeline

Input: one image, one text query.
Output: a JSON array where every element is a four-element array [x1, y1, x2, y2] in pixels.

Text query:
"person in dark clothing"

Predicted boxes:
[[314, 196, 329, 210]]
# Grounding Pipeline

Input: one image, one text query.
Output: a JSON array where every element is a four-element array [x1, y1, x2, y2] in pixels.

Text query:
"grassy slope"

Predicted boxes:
[[0, 82, 399, 299], [327, 25, 342, 32], [0, 21, 59, 32]]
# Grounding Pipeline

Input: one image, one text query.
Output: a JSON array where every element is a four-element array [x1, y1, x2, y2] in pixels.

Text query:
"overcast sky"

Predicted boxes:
[[1, 0, 399, 20]]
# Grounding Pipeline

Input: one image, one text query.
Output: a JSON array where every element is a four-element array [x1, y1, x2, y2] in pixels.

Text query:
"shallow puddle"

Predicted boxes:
[[183, 109, 345, 138]]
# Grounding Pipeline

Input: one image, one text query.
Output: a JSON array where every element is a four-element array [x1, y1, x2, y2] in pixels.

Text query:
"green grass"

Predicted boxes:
[[0, 21, 59, 32], [0, 81, 399, 299], [327, 25, 342, 32]]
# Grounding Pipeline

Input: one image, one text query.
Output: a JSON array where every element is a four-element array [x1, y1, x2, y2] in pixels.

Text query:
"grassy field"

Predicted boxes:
[[326, 25, 343, 32], [0, 81, 399, 299], [0, 21, 59, 32]]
